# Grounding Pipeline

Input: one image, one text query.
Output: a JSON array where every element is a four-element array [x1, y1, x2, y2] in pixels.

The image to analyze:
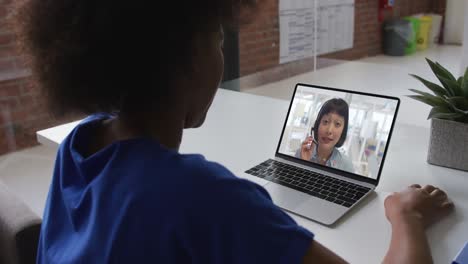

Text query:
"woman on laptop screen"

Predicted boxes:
[[296, 98, 354, 173]]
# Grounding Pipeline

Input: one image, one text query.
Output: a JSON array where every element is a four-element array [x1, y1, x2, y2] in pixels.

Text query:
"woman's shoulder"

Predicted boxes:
[[124, 147, 239, 186], [176, 154, 239, 182], [332, 148, 354, 171], [333, 148, 347, 159], [126, 148, 250, 192], [133, 153, 268, 217]]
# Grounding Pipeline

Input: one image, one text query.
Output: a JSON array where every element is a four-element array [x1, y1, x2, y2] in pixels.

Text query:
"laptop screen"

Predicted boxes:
[[277, 84, 399, 180]]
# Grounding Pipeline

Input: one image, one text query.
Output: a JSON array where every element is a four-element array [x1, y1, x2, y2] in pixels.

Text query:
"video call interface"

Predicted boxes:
[[278, 85, 398, 179]]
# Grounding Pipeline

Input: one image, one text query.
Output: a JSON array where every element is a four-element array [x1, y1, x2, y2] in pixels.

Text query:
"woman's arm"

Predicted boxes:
[[301, 184, 454, 264], [382, 214, 432, 264], [382, 184, 453, 264]]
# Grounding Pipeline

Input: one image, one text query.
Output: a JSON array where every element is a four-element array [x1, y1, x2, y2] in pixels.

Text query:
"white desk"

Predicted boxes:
[[37, 88, 468, 263]]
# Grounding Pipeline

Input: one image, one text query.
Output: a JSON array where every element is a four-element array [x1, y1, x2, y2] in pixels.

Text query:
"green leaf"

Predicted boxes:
[[408, 89, 450, 106], [438, 75, 462, 96], [409, 74, 448, 97], [426, 58, 457, 82], [407, 94, 450, 108], [446, 97, 468, 114], [428, 106, 453, 119], [428, 110, 464, 120], [436, 61, 457, 81], [408, 89, 434, 98], [462, 67, 468, 98]]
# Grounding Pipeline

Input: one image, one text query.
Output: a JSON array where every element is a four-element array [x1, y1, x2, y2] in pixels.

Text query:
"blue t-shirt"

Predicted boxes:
[[37, 114, 314, 263]]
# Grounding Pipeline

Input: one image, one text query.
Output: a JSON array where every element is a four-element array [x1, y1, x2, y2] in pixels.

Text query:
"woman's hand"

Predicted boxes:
[[382, 185, 454, 264], [300, 136, 315, 161], [384, 184, 454, 229]]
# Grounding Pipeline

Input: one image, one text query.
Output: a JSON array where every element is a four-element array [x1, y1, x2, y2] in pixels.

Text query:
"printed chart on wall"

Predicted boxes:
[[279, 0, 355, 64]]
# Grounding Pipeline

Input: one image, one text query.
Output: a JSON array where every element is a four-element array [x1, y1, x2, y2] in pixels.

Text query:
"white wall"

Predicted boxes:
[[444, 0, 465, 44], [460, 0, 468, 75]]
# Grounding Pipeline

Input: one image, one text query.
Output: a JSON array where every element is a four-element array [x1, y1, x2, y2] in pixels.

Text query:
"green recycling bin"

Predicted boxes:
[[403, 16, 420, 55]]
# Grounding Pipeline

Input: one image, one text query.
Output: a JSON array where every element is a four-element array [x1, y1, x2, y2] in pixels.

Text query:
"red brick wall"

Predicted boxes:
[[239, 0, 446, 76], [0, 75, 80, 155], [0, 1, 77, 155], [0, 0, 24, 73], [239, 0, 280, 76], [0, 77, 51, 154]]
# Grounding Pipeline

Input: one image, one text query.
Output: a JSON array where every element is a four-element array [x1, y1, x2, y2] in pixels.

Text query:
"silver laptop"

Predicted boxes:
[[243, 83, 400, 226]]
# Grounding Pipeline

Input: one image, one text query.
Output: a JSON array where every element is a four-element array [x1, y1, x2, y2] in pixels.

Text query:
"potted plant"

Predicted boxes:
[[409, 58, 468, 171]]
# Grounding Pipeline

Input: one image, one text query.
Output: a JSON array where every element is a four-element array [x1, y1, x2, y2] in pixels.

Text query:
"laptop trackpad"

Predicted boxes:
[[264, 182, 347, 225], [264, 182, 309, 211]]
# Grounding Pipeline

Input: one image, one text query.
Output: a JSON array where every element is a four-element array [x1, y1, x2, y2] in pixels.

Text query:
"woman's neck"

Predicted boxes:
[[316, 145, 333, 163], [115, 114, 184, 150], [90, 109, 185, 154]]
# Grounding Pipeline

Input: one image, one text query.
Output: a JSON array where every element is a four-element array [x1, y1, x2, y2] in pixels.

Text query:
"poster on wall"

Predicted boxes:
[[279, 0, 355, 64]]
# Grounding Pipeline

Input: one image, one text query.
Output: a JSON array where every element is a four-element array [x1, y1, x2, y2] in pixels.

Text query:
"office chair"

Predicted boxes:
[[0, 182, 41, 264]]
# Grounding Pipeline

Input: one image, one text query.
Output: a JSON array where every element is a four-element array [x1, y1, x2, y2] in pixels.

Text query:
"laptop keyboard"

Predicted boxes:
[[245, 159, 371, 208]]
